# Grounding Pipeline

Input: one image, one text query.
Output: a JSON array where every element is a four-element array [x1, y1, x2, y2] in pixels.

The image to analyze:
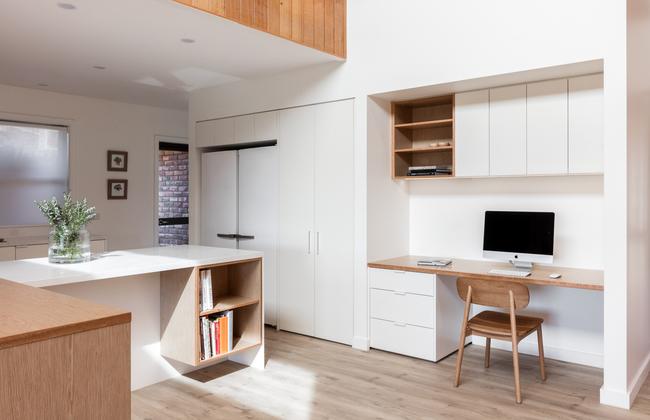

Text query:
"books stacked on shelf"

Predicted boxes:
[[200, 310, 234, 360], [200, 270, 213, 312], [407, 165, 452, 177]]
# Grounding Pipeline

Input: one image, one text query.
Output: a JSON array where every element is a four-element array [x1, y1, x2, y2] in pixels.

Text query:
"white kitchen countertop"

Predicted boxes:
[[0, 245, 263, 288]]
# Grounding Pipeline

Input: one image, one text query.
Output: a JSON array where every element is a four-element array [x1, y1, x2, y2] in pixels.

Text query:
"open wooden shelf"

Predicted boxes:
[[391, 95, 455, 179], [199, 295, 260, 317], [394, 119, 453, 129], [395, 145, 453, 153], [159, 257, 263, 367], [198, 337, 261, 366]]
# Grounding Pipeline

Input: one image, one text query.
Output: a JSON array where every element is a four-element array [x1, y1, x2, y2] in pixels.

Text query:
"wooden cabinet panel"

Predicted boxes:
[[253, 0, 268, 29], [313, 0, 325, 50], [176, 0, 345, 58], [568, 74, 603, 174], [454, 89, 489, 177], [490, 84, 527, 176], [268, 0, 281, 35], [302, 0, 314, 46], [527, 79, 568, 175], [280, 0, 292, 38], [0, 247, 15, 261]]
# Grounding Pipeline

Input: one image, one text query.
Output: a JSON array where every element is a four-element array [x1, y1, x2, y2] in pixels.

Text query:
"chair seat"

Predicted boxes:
[[467, 311, 543, 338]]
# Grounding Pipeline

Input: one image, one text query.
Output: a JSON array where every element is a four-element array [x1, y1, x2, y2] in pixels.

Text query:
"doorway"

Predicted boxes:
[[156, 139, 189, 246]]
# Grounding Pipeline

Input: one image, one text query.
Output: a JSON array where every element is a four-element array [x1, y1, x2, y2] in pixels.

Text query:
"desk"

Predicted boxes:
[[368, 255, 603, 291]]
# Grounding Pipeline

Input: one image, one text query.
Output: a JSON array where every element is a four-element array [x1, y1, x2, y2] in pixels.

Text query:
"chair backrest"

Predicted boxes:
[[456, 278, 530, 309]]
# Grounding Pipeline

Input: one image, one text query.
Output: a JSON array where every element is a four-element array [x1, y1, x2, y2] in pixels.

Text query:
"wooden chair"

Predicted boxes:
[[453, 278, 546, 404]]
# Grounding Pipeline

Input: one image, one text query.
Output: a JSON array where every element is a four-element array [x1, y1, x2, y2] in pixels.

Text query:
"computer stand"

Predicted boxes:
[[509, 260, 533, 271]]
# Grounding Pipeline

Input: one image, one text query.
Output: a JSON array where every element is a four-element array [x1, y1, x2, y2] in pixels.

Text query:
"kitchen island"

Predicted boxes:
[[0, 245, 264, 391]]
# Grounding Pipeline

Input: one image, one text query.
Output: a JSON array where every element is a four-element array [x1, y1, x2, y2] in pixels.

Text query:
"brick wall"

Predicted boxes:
[[158, 150, 189, 246]]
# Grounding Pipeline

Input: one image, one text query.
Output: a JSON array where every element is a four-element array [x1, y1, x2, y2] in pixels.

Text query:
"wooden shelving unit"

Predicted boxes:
[[391, 95, 455, 179], [160, 257, 263, 367]]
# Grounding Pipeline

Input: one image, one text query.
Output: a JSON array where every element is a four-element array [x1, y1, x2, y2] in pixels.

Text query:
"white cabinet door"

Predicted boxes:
[[569, 74, 603, 174], [490, 84, 527, 176], [313, 100, 354, 345], [238, 146, 279, 326], [200, 151, 238, 248], [527, 79, 568, 175], [454, 90, 489, 177], [234, 115, 255, 144], [0, 247, 15, 261], [254, 111, 279, 141], [15, 244, 48, 259], [195, 118, 235, 148], [278, 106, 316, 336]]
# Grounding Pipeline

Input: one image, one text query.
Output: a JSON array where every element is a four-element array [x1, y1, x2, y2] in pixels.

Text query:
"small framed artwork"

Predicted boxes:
[[107, 150, 128, 171], [107, 179, 128, 200]]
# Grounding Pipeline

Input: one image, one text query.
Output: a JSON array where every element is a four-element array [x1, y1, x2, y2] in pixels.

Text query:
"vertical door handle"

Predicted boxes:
[[316, 232, 320, 255], [307, 231, 312, 254]]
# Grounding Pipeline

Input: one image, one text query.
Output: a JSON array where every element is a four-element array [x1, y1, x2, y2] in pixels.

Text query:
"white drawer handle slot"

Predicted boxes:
[[393, 291, 406, 296], [393, 270, 405, 274], [393, 322, 407, 327]]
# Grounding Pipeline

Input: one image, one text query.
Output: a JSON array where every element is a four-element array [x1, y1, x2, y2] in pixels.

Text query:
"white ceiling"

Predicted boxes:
[[0, 0, 339, 109]]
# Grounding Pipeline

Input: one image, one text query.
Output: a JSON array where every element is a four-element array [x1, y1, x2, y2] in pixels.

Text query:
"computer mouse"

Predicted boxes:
[[549, 273, 562, 279]]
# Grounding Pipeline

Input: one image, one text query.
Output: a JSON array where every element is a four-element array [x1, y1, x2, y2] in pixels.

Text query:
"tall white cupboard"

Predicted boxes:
[[196, 100, 355, 345], [278, 100, 354, 345]]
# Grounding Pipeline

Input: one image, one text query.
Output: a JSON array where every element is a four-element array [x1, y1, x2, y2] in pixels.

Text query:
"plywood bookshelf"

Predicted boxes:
[[391, 95, 455, 179], [160, 258, 263, 367]]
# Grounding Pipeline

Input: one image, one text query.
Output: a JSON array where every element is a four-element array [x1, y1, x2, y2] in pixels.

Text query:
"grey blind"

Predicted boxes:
[[0, 120, 69, 226]]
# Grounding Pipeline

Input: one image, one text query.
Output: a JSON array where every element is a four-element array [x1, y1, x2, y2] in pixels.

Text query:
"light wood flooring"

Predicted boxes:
[[133, 327, 650, 419]]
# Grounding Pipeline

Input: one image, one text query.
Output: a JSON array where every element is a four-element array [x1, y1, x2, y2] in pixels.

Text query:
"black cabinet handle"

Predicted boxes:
[[217, 233, 237, 239], [236, 234, 255, 240]]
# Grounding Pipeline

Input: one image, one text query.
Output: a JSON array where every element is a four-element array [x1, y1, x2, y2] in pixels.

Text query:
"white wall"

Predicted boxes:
[[624, 0, 650, 406], [0, 84, 188, 250], [410, 176, 604, 366]]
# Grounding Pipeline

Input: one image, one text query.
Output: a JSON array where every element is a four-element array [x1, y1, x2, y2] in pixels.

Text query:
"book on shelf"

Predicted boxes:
[[200, 270, 213, 312], [200, 309, 234, 360]]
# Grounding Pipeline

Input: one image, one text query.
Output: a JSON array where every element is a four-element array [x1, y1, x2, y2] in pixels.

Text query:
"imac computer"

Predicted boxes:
[[483, 211, 555, 276]]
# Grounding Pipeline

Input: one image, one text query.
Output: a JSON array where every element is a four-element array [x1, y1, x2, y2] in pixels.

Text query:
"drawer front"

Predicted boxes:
[[370, 289, 434, 329], [15, 244, 49, 260], [369, 268, 434, 296], [370, 318, 434, 361]]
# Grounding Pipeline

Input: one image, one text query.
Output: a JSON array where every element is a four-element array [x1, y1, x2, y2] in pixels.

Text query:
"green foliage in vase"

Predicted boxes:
[[36, 193, 96, 260]]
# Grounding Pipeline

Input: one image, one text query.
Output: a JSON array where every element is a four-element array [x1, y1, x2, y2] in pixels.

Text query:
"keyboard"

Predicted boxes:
[[488, 269, 532, 277]]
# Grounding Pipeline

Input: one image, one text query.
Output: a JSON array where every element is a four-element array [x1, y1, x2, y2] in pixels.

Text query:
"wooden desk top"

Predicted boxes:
[[0, 279, 131, 350], [368, 255, 603, 291]]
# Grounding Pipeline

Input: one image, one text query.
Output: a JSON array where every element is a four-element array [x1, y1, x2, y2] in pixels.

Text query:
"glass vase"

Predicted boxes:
[[48, 226, 91, 264]]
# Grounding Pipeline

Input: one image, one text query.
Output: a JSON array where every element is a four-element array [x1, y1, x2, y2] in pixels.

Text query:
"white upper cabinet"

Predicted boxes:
[[526, 79, 568, 175], [489, 84, 527, 176], [234, 115, 255, 143], [454, 90, 489, 177], [568, 74, 603, 174], [195, 118, 235, 148], [254, 111, 280, 141]]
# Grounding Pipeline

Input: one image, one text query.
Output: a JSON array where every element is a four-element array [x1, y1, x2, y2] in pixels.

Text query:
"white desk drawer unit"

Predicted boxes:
[[369, 268, 464, 362]]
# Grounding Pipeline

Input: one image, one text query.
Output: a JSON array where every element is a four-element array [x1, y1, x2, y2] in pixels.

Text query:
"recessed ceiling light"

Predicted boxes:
[[37, 83, 49, 87], [92, 65, 107, 70], [57, 2, 76, 10], [180, 38, 196, 44]]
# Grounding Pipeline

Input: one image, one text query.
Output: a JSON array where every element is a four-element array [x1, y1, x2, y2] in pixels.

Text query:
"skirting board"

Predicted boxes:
[[602, 350, 650, 409], [471, 336, 603, 368], [353, 336, 370, 351]]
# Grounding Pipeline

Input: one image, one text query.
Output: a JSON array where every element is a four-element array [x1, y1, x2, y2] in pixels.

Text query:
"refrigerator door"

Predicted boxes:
[[200, 150, 238, 248]]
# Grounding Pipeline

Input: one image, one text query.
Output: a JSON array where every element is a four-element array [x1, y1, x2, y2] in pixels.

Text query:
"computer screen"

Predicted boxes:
[[483, 211, 555, 257]]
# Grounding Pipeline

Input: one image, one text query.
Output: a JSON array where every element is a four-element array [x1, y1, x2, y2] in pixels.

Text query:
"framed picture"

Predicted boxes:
[[107, 179, 128, 200], [107, 150, 128, 171]]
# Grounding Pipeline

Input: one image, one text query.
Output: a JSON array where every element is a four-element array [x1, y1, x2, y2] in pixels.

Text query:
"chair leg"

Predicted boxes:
[[537, 326, 547, 381], [512, 339, 522, 404], [485, 338, 491, 368], [454, 333, 466, 387]]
